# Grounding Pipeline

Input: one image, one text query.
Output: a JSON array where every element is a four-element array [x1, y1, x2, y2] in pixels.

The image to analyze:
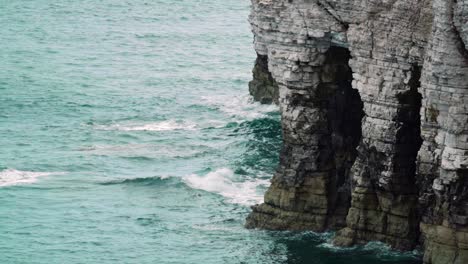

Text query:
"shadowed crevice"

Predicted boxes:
[[320, 46, 364, 228], [249, 54, 279, 104]]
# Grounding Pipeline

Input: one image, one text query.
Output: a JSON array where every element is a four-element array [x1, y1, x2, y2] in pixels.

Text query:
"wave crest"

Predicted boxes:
[[0, 169, 63, 187], [201, 94, 278, 120], [183, 168, 269, 205], [100, 175, 174, 186], [96, 120, 197, 132]]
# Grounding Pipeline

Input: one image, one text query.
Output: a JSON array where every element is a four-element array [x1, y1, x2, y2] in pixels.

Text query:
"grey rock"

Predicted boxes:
[[249, 53, 279, 104], [246, 0, 468, 263]]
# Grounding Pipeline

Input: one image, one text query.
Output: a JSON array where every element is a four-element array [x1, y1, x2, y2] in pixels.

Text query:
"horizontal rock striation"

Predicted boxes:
[[246, 0, 468, 263]]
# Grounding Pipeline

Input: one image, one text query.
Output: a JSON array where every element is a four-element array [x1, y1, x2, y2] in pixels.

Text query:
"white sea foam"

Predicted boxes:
[[318, 242, 357, 252], [97, 120, 197, 132], [201, 94, 278, 120], [0, 169, 63, 187], [183, 168, 270, 205], [362, 241, 421, 259], [318, 240, 421, 259]]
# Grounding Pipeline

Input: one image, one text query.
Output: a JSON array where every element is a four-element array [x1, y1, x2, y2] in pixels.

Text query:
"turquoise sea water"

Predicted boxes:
[[0, 1, 421, 263]]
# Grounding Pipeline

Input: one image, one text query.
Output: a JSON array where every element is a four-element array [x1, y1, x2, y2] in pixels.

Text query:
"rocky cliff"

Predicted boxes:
[[245, 0, 468, 263]]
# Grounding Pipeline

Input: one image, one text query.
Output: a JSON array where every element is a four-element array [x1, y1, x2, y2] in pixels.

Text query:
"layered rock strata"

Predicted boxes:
[[245, 0, 468, 263]]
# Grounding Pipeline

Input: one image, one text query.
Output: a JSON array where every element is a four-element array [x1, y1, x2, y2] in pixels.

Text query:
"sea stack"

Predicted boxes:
[[245, 1, 468, 263]]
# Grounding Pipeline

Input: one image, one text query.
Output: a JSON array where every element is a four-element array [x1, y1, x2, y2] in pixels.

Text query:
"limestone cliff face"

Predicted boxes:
[[245, 0, 468, 263]]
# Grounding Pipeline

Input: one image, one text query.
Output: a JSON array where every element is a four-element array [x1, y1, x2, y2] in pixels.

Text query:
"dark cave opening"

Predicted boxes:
[[391, 64, 424, 241], [320, 46, 365, 227], [395, 64, 423, 194]]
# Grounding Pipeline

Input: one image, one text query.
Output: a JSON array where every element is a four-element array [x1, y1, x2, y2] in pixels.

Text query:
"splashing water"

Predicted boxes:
[[184, 168, 269, 205], [0, 169, 64, 187]]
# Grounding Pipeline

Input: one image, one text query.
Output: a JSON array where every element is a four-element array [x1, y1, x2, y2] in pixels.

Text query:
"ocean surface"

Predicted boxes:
[[0, 1, 421, 263]]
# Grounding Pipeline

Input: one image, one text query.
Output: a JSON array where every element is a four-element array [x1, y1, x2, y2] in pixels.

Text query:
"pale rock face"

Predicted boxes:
[[245, 0, 468, 263]]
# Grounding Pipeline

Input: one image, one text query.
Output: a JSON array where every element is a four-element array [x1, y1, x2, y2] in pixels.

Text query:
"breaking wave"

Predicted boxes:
[[0, 169, 64, 187], [96, 120, 197, 132], [201, 94, 278, 120], [183, 167, 270, 205]]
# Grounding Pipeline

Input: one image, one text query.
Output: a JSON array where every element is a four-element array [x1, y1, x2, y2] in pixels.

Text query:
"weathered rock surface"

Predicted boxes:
[[245, 0, 468, 263], [249, 54, 279, 104]]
